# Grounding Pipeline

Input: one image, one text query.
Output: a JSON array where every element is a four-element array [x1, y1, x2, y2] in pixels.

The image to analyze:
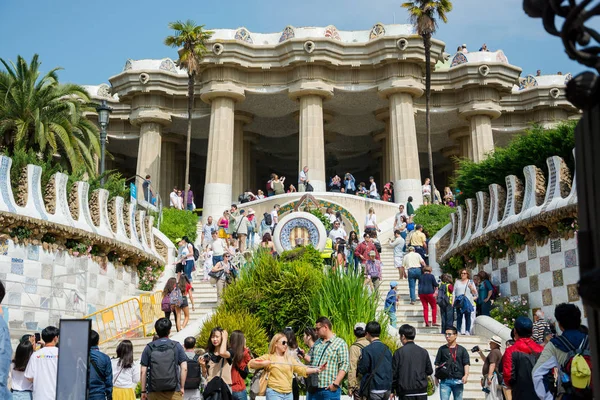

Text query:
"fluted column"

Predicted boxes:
[[290, 81, 334, 193], [448, 127, 473, 160], [232, 113, 253, 202], [470, 115, 495, 162], [200, 82, 245, 223]]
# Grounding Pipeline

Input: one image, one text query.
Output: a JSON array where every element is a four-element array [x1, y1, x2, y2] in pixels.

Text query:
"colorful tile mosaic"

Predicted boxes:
[[0, 239, 8, 256], [540, 256, 550, 273], [553, 269, 564, 287], [278, 195, 360, 233], [519, 75, 539, 90], [527, 245, 536, 260], [510, 281, 518, 296], [324, 25, 341, 41], [24, 277, 37, 294], [529, 275, 539, 292], [501, 267, 508, 283], [234, 28, 253, 44], [159, 59, 178, 74], [550, 239, 561, 254], [450, 52, 468, 67], [27, 245, 39, 261], [542, 288, 553, 306], [369, 23, 385, 40], [564, 248, 578, 268], [279, 26, 295, 42], [11, 258, 23, 275], [518, 262, 527, 278], [567, 283, 579, 302]]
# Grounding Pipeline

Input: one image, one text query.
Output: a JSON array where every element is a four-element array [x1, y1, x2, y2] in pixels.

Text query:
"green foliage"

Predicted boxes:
[[197, 310, 269, 356], [6, 148, 62, 194], [489, 239, 509, 259], [221, 251, 324, 336], [41, 233, 56, 244], [468, 246, 490, 264], [159, 208, 199, 246], [508, 233, 526, 249], [453, 122, 576, 202], [65, 239, 90, 255], [309, 209, 332, 231], [490, 296, 530, 329], [412, 204, 454, 237], [442, 255, 465, 277], [67, 169, 129, 201], [279, 245, 324, 267], [10, 225, 32, 240], [308, 270, 396, 351]]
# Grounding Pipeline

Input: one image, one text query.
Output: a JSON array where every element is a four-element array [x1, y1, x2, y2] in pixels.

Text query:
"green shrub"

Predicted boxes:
[[197, 310, 269, 356], [442, 255, 465, 277], [490, 296, 530, 328], [307, 270, 396, 351], [280, 245, 324, 267], [309, 209, 332, 231], [412, 204, 454, 237], [453, 122, 576, 202], [468, 246, 490, 264], [221, 251, 324, 336], [159, 208, 199, 245], [67, 169, 129, 201], [6, 148, 62, 194], [508, 233, 526, 249]]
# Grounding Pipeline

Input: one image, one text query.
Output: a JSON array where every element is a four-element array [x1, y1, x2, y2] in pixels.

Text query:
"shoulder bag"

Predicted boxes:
[[358, 345, 389, 399], [232, 217, 244, 240], [306, 341, 332, 393], [204, 359, 226, 400], [250, 355, 270, 400]]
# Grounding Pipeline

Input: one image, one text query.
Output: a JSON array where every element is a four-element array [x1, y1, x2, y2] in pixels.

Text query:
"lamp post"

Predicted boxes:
[[96, 100, 113, 186]]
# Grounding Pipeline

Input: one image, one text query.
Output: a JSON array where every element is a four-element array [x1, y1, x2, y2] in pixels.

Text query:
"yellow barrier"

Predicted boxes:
[[84, 297, 146, 345], [140, 291, 164, 324]]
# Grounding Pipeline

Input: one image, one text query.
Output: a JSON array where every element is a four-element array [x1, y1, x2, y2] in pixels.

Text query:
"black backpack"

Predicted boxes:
[[437, 283, 451, 309], [184, 354, 202, 390], [192, 244, 200, 261], [511, 349, 542, 400], [263, 212, 272, 226], [148, 341, 179, 392]]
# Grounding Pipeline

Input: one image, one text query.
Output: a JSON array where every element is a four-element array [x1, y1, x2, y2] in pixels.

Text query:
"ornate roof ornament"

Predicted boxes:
[[279, 26, 295, 43], [450, 52, 468, 67], [369, 23, 385, 40], [519, 75, 539, 90], [235, 28, 253, 44], [97, 84, 112, 98], [123, 59, 133, 71], [564, 73, 573, 85], [324, 25, 341, 41], [496, 50, 509, 64], [159, 59, 177, 74]]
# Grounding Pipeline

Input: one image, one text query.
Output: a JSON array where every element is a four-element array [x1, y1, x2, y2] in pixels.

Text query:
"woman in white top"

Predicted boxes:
[[452, 269, 478, 335], [111, 340, 140, 400], [11, 339, 34, 399], [364, 207, 379, 233]]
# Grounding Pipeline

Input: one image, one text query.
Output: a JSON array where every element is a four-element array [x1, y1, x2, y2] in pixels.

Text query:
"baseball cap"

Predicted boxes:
[[354, 322, 366, 331], [514, 316, 533, 331], [390, 281, 398, 288], [489, 335, 502, 346], [175, 238, 182, 242]]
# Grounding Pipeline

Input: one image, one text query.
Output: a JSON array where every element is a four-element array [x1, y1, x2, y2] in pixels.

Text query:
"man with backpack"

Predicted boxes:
[[502, 316, 543, 400], [183, 337, 203, 400], [140, 318, 188, 400], [434, 326, 470, 400], [437, 274, 454, 335], [392, 324, 433, 400], [357, 321, 393, 400], [533, 304, 592, 400], [348, 322, 369, 399]]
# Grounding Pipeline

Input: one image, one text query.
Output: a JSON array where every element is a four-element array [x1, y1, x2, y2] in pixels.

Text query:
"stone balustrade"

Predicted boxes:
[[0, 155, 166, 264], [436, 150, 577, 261]]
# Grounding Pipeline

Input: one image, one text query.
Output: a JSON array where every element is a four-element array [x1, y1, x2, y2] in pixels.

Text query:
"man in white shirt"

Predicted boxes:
[[210, 231, 227, 266], [329, 221, 347, 242], [299, 166, 309, 192], [169, 186, 180, 208], [325, 207, 337, 225], [25, 325, 59, 400], [270, 204, 280, 231], [202, 216, 216, 247], [368, 176, 379, 199]]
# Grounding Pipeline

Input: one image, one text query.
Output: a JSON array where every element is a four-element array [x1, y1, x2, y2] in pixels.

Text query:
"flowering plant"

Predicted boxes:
[[490, 296, 530, 328], [489, 239, 508, 259], [469, 245, 490, 264], [555, 217, 578, 238], [137, 261, 164, 291]]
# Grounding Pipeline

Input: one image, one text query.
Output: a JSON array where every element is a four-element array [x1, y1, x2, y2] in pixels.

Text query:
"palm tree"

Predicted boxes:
[[165, 20, 213, 209], [0, 54, 101, 175], [402, 0, 453, 204]]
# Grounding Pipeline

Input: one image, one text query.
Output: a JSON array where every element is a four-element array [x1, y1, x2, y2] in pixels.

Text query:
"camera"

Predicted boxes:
[[471, 345, 480, 353], [203, 353, 211, 363]]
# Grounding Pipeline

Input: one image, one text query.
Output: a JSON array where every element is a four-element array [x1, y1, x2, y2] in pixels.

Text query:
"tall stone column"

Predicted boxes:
[[289, 81, 334, 193], [200, 82, 245, 223], [243, 133, 258, 193], [458, 88, 502, 163], [232, 113, 253, 202], [470, 115, 495, 162], [131, 107, 171, 204], [160, 135, 182, 204], [372, 130, 388, 183], [448, 127, 473, 160], [378, 80, 424, 205]]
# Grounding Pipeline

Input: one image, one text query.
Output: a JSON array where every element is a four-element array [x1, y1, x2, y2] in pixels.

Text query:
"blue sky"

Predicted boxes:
[[0, 0, 586, 84]]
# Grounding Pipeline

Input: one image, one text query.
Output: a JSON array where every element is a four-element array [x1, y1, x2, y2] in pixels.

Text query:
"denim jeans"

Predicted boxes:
[[439, 379, 464, 400], [457, 308, 471, 333], [386, 307, 397, 328], [440, 306, 454, 334], [247, 231, 255, 248], [212, 255, 223, 266], [307, 387, 341, 400], [266, 387, 293, 400], [232, 390, 248, 400], [184, 259, 194, 281], [12, 392, 32, 400], [407, 268, 422, 302]]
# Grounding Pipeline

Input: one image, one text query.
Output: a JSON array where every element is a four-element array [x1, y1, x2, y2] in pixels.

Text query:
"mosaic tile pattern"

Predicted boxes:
[[528, 245, 537, 260], [7, 292, 21, 306], [11, 258, 23, 275], [234, 28, 253, 43], [451, 52, 468, 67], [519, 262, 527, 278], [529, 275, 539, 292], [564, 249, 578, 268], [492, 258, 498, 271], [509, 250, 516, 266], [279, 26, 295, 42], [550, 239, 561, 254], [553, 270, 564, 287], [542, 288, 553, 306], [519, 75, 539, 90], [540, 256, 550, 273], [501, 267, 508, 283], [0, 239, 8, 256], [24, 277, 37, 294], [42, 264, 53, 279], [27, 245, 39, 261], [567, 283, 580, 302], [369, 23, 385, 40], [511, 281, 518, 296]]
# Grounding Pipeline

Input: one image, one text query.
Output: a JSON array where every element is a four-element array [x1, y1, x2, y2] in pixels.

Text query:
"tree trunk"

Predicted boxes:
[[184, 73, 194, 210], [423, 33, 436, 204]]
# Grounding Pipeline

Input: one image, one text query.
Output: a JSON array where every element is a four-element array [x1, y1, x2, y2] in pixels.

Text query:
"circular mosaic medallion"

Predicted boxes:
[[273, 212, 327, 254]]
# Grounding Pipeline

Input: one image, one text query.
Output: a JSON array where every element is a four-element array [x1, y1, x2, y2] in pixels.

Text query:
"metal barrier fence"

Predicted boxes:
[[83, 291, 163, 345]]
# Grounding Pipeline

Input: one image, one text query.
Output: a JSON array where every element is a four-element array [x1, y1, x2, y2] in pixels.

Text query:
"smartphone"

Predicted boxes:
[[34, 333, 41, 343]]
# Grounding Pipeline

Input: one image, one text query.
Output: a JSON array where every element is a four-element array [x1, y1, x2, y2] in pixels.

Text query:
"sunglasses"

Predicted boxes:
[[461, 272, 467, 275], [280, 341, 288, 346]]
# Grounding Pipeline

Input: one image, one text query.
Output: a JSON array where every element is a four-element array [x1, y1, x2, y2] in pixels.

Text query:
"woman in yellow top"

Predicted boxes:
[[249, 333, 325, 400]]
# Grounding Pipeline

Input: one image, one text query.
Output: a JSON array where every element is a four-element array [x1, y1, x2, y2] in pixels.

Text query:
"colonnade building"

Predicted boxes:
[[83, 23, 579, 221]]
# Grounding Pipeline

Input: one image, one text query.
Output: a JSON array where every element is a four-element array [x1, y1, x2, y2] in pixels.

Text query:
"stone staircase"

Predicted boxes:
[[376, 248, 488, 400]]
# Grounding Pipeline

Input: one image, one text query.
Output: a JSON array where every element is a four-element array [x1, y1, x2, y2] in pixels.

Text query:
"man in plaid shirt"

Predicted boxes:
[[308, 317, 350, 400]]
